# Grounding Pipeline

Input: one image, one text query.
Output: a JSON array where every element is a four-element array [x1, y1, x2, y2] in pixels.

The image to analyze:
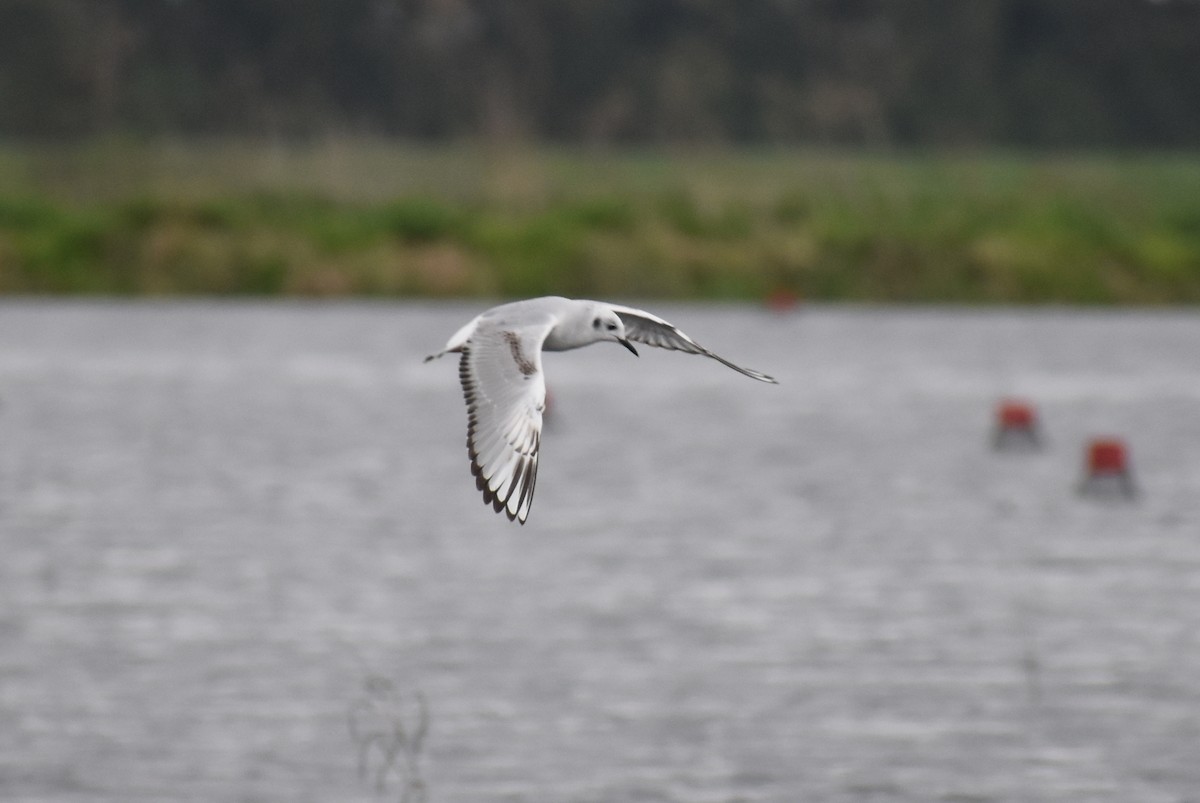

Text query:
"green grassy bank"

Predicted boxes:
[[1, 140, 1198, 302]]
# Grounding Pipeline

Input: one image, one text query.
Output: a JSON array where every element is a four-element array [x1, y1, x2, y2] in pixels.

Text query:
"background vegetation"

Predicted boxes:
[[2, 141, 1198, 302], [2, 3, 1198, 302]]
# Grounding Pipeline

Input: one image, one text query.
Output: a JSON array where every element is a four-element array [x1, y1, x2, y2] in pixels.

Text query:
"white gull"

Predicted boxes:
[[425, 296, 777, 523]]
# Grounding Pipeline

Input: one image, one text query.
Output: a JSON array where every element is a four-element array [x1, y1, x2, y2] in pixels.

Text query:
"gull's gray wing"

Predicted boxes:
[[609, 304, 778, 384], [458, 314, 554, 523]]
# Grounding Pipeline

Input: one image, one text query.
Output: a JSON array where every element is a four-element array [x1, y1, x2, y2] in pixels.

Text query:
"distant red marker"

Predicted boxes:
[[765, 287, 801, 313]]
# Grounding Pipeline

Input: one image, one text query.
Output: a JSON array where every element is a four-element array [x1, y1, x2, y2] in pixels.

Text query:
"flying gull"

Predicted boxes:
[[425, 296, 777, 523]]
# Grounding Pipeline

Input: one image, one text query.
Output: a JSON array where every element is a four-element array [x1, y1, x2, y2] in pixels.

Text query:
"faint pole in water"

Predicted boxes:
[[1021, 647, 1041, 709], [1015, 599, 1043, 712], [348, 674, 430, 803]]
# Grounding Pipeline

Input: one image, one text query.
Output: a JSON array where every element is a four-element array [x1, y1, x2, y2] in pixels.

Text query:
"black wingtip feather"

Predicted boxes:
[[459, 347, 538, 525]]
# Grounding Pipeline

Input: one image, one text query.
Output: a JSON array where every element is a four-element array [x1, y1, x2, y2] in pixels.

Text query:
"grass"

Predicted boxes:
[[0, 139, 1198, 302]]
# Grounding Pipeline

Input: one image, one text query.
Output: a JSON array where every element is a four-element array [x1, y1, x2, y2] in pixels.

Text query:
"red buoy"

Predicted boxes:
[[1088, 439, 1127, 474], [1080, 437, 1137, 498], [993, 399, 1041, 450], [999, 401, 1035, 428]]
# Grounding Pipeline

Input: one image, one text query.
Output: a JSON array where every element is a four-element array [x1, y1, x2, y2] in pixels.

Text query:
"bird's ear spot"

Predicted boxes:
[[592, 317, 602, 329]]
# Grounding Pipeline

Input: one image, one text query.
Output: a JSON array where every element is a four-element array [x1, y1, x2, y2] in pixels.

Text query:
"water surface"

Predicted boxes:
[[2, 302, 1199, 802]]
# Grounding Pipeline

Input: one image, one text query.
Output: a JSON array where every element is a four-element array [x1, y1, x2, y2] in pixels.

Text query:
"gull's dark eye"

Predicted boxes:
[[592, 318, 601, 330], [606, 323, 617, 332]]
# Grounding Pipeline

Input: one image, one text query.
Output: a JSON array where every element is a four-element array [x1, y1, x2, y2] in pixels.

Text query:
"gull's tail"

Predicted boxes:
[[424, 346, 465, 363]]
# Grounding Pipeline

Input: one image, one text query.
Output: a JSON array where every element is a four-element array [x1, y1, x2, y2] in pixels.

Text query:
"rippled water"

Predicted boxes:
[[2, 301, 1199, 802]]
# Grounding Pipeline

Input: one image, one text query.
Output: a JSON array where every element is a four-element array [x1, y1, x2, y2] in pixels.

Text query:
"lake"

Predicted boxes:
[[2, 301, 1199, 802]]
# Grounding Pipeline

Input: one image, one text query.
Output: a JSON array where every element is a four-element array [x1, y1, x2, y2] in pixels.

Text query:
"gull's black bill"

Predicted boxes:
[[619, 338, 639, 356]]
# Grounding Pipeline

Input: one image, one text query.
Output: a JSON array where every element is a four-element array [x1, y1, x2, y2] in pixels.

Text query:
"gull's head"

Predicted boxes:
[[590, 308, 638, 356]]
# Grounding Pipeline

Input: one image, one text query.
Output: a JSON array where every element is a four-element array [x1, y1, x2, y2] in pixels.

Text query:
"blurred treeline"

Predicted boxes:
[[3, 0, 1200, 148]]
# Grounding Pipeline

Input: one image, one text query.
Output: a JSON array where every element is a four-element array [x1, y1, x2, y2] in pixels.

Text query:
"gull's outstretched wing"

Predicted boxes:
[[458, 315, 554, 523], [609, 304, 778, 384]]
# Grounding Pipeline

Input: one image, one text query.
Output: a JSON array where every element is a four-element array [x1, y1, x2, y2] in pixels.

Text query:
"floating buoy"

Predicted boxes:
[[992, 399, 1041, 450], [1079, 437, 1137, 499]]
